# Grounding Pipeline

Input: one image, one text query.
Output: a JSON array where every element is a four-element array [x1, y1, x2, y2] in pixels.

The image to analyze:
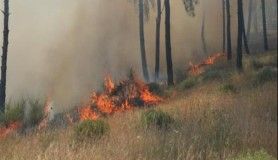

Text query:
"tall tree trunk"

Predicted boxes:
[[222, 0, 226, 53], [246, 0, 253, 40], [241, 1, 250, 55], [139, 0, 150, 82], [226, 0, 232, 60], [261, 0, 269, 50], [0, 0, 9, 112], [201, 11, 207, 54], [165, 0, 174, 86], [253, 1, 259, 35], [155, 0, 161, 81], [237, 0, 243, 70]]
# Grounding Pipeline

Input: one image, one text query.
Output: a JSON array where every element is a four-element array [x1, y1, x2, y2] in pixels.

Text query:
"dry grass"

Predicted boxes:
[[0, 51, 277, 160]]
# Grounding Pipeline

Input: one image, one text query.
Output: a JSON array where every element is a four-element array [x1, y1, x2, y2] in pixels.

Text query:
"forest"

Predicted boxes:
[[0, 0, 277, 160]]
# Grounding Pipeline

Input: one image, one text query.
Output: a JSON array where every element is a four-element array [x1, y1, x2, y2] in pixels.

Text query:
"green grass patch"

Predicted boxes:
[[74, 120, 109, 140], [230, 150, 276, 160], [220, 83, 237, 93], [178, 77, 199, 90], [201, 69, 229, 81], [1, 100, 26, 125], [26, 99, 44, 126], [253, 67, 277, 86], [141, 109, 174, 129]]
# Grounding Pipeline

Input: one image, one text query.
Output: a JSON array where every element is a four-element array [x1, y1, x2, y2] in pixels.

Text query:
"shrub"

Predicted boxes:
[[148, 83, 163, 96], [230, 150, 276, 160], [3, 100, 26, 125], [195, 109, 239, 157], [220, 83, 237, 93], [26, 99, 44, 126], [253, 67, 277, 85], [201, 69, 227, 81], [74, 120, 109, 139], [178, 77, 198, 90], [141, 109, 174, 129]]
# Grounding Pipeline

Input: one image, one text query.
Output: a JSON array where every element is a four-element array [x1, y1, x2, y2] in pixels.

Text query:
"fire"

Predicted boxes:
[[0, 121, 22, 139], [38, 96, 53, 130], [79, 74, 162, 121], [188, 53, 224, 76]]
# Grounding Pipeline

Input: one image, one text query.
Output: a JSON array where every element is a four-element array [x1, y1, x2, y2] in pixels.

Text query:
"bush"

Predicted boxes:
[[201, 69, 227, 81], [254, 67, 277, 85], [3, 100, 26, 125], [148, 83, 163, 96], [141, 109, 174, 129], [220, 83, 237, 93], [26, 99, 44, 126], [74, 120, 109, 139], [230, 150, 275, 160], [178, 77, 198, 90]]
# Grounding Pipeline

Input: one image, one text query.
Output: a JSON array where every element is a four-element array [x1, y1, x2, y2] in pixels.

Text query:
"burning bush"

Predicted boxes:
[[74, 119, 109, 139], [79, 73, 162, 121], [141, 109, 174, 129]]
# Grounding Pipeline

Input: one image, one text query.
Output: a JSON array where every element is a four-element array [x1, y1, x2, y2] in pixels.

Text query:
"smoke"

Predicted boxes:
[[4, 0, 268, 111]]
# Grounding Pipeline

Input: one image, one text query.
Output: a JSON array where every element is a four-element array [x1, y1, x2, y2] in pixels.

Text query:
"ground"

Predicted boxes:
[[0, 50, 277, 160]]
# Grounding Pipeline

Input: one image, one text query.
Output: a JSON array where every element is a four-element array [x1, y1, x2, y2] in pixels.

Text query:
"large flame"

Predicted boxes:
[[0, 121, 22, 139], [79, 75, 162, 121], [188, 53, 224, 76]]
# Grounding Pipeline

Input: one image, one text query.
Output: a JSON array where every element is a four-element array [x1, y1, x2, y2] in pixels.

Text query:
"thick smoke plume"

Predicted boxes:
[[3, 0, 276, 111]]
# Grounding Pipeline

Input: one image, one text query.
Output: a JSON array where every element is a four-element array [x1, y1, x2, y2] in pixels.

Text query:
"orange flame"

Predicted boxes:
[[0, 122, 22, 139], [188, 53, 224, 76], [79, 75, 162, 121], [38, 96, 52, 130]]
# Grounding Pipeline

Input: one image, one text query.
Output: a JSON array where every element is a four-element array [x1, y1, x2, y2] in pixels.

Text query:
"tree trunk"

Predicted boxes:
[[139, 0, 150, 82], [201, 11, 207, 54], [226, 0, 232, 60], [261, 0, 269, 50], [246, 0, 253, 40], [253, 1, 259, 35], [0, 0, 9, 112], [237, 0, 243, 70], [241, 1, 250, 55], [155, 0, 161, 81], [222, 0, 226, 53], [165, 0, 174, 86]]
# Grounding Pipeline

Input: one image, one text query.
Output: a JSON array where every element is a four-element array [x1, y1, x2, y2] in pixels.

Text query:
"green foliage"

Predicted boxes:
[[253, 67, 277, 85], [201, 69, 227, 81], [220, 83, 237, 93], [148, 83, 163, 96], [174, 68, 187, 83], [195, 109, 239, 155], [26, 99, 44, 126], [74, 120, 109, 139], [182, 0, 199, 16], [3, 100, 26, 125], [178, 77, 198, 89], [230, 150, 276, 160], [141, 109, 174, 129]]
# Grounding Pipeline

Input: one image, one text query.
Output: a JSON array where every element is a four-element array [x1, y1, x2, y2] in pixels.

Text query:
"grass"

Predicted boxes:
[[0, 51, 276, 160], [141, 109, 174, 129], [229, 150, 276, 160], [74, 120, 109, 140]]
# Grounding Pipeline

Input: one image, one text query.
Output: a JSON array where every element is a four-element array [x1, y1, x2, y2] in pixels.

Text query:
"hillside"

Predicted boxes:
[[0, 51, 277, 160]]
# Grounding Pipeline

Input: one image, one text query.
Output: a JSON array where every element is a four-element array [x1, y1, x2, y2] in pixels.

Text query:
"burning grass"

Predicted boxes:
[[0, 51, 276, 160], [79, 72, 162, 121]]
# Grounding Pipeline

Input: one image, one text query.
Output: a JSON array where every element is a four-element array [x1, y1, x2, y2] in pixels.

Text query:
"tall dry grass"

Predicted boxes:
[[0, 51, 277, 160]]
